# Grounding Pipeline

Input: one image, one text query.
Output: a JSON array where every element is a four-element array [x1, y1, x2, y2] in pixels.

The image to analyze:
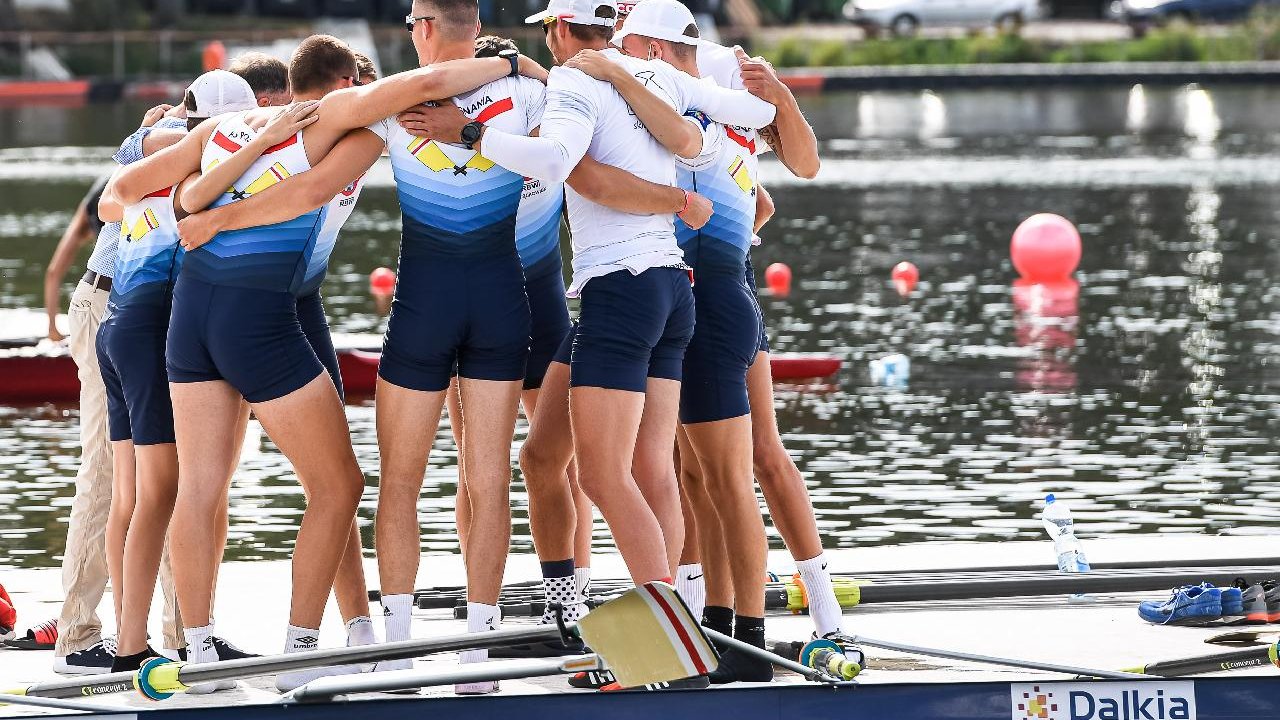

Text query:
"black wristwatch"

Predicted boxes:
[[498, 48, 519, 78], [460, 121, 484, 149]]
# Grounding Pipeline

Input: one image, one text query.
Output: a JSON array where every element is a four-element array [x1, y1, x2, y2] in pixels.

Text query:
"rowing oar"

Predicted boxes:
[[0, 692, 120, 713], [841, 634, 1156, 680], [702, 629, 852, 683], [288, 655, 606, 703], [5, 582, 717, 702], [1122, 642, 1280, 677]]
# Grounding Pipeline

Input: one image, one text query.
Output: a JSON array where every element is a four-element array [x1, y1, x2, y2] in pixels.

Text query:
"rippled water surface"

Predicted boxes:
[[1, 84, 1278, 568]]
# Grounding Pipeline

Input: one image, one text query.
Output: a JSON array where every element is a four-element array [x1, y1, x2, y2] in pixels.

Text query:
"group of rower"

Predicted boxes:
[[44, 0, 845, 694]]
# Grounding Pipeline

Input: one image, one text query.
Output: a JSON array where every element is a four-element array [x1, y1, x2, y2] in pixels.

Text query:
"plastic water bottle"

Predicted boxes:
[[1041, 494, 1095, 603], [869, 353, 910, 387]]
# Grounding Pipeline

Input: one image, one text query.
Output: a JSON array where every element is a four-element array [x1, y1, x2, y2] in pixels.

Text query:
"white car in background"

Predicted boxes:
[[844, 0, 1048, 36]]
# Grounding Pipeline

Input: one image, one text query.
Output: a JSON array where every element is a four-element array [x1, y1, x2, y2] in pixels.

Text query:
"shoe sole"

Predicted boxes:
[[51, 665, 111, 676]]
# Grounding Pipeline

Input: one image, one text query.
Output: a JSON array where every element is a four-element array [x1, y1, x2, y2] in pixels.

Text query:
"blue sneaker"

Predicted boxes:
[[1138, 585, 1222, 626], [1219, 580, 1245, 618]]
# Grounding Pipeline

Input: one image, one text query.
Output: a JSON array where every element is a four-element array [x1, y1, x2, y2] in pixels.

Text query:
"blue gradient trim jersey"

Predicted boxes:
[[370, 76, 546, 261], [186, 112, 321, 295], [298, 164, 367, 296], [516, 177, 564, 280], [675, 112, 760, 274], [110, 184, 182, 310]]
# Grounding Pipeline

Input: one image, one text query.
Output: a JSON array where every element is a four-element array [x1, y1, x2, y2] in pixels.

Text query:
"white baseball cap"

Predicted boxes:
[[185, 69, 258, 119], [613, 0, 699, 46], [525, 0, 619, 27]]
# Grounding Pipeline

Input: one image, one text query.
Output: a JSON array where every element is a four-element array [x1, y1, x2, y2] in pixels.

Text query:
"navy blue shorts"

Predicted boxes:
[[680, 273, 762, 424], [524, 263, 571, 391], [297, 291, 343, 401], [97, 297, 175, 445], [570, 267, 695, 393], [743, 257, 770, 354], [167, 277, 324, 403], [553, 322, 575, 366], [380, 253, 530, 393]]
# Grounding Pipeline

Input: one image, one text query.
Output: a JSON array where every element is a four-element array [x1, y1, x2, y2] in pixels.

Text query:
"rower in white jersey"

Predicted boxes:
[[408, 4, 776, 684]]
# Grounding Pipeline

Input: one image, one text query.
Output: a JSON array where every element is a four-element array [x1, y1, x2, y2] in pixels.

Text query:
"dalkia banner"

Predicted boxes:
[[1011, 681, 1197, 720]]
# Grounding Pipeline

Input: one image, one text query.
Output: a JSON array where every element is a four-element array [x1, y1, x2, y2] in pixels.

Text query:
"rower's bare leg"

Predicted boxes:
[[571, 386, 669, 584], [632, 377, 684, 575], [448, 379, 470, 557], [208, 402, 251, 619], [169, 381, 242, 632], [747, 351, 842, 635], [116, 443, 179, 657], [676, 431, 731, 623], [569, 463, 592, 588], [251, 373, 363, 629], [105, 440, 136, 633], [455, 377, 522, 605]]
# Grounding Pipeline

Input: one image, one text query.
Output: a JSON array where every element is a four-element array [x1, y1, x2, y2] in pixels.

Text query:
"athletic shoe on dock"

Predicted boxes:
[[568, 669, 615, 689], [1138, 585, 1222, 626], [600, 675, 710, 692], [1219, 580, 1245, 619], [6, 617, 57, 650], [1242, 580, 1280, 624], [52, 636, 116, 675]]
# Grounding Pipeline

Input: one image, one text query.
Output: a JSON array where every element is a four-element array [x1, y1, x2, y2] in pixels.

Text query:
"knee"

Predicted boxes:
[[752, 442, 795, 490], [519, 439, 563, 487]]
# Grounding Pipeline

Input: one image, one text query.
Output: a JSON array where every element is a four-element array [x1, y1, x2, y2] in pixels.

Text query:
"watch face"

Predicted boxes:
[[462, 122, 482, 144]]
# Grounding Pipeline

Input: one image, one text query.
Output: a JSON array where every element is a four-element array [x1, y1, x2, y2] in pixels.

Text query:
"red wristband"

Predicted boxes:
[[676, 190, 690, 218]]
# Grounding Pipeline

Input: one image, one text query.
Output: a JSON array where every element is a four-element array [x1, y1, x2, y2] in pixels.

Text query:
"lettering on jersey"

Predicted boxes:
[[125, 208, 160, 242], [336, 176, 361, 206], [684, 110, 712, 130], [725, 126, 757, 154], [727, 156, 754, 193], [521, 177, 547, 200], [460, 95, 494, 116], [406, 137, 495, 176]]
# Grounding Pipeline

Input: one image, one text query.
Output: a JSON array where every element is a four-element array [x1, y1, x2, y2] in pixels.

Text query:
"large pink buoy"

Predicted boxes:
[[1011, 214, 1081, 282]]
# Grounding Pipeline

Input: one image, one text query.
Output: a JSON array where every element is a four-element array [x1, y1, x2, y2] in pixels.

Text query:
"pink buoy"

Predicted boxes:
[[369, 267, 396, 295], [1011, 213, 1081, 282], [764, 262, 792, 297]]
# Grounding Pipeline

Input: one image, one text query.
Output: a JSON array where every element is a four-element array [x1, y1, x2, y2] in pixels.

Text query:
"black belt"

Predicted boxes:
[[82, 271, 112, 291]]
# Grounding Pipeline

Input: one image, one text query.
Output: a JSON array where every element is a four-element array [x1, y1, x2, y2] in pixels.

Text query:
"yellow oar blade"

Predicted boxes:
[[578, 581, 719, 688]]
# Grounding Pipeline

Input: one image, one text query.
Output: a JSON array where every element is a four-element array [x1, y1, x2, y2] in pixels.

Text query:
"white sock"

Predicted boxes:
[[541, 575, 581, 625], [345, 616, 376, 647], [182, 624, 234, 694], [675, 563, 706, 621], [574, 567, 592, 599], [276, 626, 362, 693], [456, 602, 500, 695], [185, 625, 216, 663], [796, 553, 843, 636], [381, 593, 413, 642]]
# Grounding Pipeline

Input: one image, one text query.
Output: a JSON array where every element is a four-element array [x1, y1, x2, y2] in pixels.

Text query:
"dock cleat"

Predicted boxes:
[[1138, 585, 1222, 626]]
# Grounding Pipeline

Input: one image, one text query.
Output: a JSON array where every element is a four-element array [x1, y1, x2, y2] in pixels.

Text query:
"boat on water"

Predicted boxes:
[[0, 337, 842, 404], [3, 535, 1277, 720]]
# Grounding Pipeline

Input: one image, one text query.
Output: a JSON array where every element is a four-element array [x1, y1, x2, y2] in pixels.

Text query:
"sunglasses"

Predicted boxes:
[[405, 14, 435, 32]]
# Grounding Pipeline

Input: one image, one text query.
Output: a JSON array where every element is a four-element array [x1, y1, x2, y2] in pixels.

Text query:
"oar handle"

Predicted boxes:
[[801, 640, 861, 680], [1126, 642, 1280, 678]]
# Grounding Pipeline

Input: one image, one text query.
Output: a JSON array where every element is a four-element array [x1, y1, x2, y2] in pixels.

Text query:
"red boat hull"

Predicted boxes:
[[0, 349, 841, 405]]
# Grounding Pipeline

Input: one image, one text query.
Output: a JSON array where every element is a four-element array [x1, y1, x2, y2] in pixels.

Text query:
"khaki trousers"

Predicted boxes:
[[56, 280, 184, 655]]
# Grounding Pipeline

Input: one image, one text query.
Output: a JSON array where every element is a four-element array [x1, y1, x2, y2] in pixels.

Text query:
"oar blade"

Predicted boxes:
[[578, 582, 718, 688]]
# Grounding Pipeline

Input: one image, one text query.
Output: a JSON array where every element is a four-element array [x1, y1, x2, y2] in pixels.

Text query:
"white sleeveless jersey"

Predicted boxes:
[[300, 173, 366, 295], [187, 110, 322, 295]]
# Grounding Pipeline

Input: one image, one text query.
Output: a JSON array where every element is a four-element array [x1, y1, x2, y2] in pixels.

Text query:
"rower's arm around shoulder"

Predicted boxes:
[[111, 120, 219, 206], [738, 48, 819, 180], [179, 101, 320, 214], [314, 55, 545, 134], [178, 129, 384, 252], [563, 50, 703, 159]]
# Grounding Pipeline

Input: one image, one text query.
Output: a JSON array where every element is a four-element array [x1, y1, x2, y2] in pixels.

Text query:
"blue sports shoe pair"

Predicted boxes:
[[1138, 583, 1232, 626]]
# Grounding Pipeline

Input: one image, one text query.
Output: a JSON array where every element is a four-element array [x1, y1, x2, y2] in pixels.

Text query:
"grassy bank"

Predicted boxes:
[[761, 16, 1280, 67]]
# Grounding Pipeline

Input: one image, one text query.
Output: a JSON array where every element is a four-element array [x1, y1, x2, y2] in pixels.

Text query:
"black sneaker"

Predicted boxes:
[[53, 637, 117, 675], [602, 675, 710, 692], [568, 669, 615, 689], [210, 636, 259, 660], [709, 646, 774, 684]]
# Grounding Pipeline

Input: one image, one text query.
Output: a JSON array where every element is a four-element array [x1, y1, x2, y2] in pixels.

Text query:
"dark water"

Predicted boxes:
[[1, 83, 1278, 569]]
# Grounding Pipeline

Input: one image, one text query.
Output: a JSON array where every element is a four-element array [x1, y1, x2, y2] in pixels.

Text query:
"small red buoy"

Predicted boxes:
[[370, 267, 396, 295], [202, 41, 227, 72], [1011, 213, 1081, 282], [891, 261, 919, 296], [764, 262, 792, 297]]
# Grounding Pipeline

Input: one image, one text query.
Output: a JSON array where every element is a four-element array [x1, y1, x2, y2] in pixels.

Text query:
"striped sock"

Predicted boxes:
[[675, 563, 706, 621], [796, 553, 843, 636]]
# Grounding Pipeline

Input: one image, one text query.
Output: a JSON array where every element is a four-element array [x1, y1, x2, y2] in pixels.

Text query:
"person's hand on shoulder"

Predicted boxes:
[[396, 102, 469, 144], [257, 101, 320, 145], [140, 104, 174, 128], [734, 47, 788, 107]]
